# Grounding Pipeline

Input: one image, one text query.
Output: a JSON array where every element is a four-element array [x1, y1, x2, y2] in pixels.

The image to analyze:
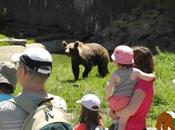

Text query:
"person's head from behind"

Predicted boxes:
[[76, 94, 104, 129], [0, 62, 17, 94], [111, 45, 134, 69], [132, 46, 154, 73], [16, 47, 52, 89]]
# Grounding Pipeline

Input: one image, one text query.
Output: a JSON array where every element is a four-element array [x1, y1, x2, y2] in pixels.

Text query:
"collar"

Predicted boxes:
[[13, 91, 47, 113]]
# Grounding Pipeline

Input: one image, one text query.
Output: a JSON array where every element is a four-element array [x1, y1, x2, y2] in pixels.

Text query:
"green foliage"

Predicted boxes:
[[15, 51, 175, 128], [0, 34, 8, 46], [26, 38, 36, 44], [0, 34, 7, 38]]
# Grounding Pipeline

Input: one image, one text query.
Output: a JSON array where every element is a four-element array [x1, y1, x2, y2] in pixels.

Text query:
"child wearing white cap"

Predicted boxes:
[[74, 94, 105, 130], [106, 45, 155, 130], [0, 61, 17, 101]]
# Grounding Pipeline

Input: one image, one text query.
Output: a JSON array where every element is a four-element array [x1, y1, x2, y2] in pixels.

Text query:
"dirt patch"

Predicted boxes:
[[0, 44, 45, 62]]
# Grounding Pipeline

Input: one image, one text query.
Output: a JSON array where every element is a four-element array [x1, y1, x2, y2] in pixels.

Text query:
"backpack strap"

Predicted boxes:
[[9, 97, 54, 114], [9, 99, 29, 114], [38, 97, 54, 107]]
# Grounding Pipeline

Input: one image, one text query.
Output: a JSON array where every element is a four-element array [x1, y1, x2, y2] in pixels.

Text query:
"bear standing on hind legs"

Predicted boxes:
[[62, 41, 110, 80]]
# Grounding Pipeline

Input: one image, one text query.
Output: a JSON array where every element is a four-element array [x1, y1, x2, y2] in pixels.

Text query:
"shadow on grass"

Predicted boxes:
[[61, 79, 77, 83]]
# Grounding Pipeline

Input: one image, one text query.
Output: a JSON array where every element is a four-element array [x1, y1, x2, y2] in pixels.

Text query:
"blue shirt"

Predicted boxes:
[[0, 93, 13, 102]]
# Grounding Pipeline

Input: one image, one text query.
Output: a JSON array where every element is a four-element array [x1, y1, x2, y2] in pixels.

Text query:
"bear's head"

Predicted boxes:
[[62, 41, 81, 57]]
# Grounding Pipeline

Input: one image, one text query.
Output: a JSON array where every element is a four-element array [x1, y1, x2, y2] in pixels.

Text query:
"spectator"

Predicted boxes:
[[0, 61, 16, 101], [0, 47, 68, 130], [106, 45, 155, 130], [74, 94, 105, 130], [110, 46, 155, 130]]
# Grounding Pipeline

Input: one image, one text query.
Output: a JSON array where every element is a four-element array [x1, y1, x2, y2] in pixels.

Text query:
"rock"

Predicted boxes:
[[26, 43, 45, 48], [0, 38, 27, 46], [88, 6, 175, 53]]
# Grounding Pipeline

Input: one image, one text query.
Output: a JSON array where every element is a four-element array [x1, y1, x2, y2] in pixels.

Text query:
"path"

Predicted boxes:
[[0, 45, 25, 61], [0, 44, 45, 61]]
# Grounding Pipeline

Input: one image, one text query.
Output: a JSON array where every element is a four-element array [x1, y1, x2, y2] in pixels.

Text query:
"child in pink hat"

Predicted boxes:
[[106, 45, 155, 130]]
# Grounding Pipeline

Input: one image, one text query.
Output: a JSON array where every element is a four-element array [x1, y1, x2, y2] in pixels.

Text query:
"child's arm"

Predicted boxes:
[[105, 73, 120, 100], [134, 68, 155, 81], [105, 81, 113, 100], [118, 116, 129, 130]]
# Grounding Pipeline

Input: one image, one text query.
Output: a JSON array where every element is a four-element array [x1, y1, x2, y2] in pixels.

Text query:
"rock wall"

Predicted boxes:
[[0, 0, 175, 53], [0, 0, 174, 33], [89, 5, 175, 53]]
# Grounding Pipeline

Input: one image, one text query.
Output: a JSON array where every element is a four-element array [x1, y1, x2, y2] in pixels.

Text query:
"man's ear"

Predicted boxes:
[[74, 41, 80, 48], [62, 41, 68, 47]]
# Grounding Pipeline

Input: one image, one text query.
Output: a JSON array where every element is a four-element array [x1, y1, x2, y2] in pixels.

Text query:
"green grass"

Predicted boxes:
[[0, 34, 7, 38], [14, 51, 175, 128], [0, 34, 9, 46]]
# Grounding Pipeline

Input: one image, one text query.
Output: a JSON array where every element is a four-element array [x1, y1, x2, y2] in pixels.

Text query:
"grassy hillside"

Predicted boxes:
[[14, 51, 175, 127]]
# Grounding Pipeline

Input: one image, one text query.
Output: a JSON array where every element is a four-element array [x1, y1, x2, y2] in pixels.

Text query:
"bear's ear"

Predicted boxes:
[[74, 41, 80, 48], [62, 41, 67, 47]]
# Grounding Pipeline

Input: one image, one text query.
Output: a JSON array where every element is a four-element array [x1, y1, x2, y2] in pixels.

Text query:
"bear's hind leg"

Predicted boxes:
[[82, 66, 92, 78]]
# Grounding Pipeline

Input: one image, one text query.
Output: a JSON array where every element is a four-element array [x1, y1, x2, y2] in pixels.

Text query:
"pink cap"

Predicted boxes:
[[111, 45, 134, 65]]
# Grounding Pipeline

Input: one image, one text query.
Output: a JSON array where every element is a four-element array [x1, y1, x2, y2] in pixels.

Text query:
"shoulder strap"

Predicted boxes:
[[9, 99, 29, 114], [21, 101, 69, 130]]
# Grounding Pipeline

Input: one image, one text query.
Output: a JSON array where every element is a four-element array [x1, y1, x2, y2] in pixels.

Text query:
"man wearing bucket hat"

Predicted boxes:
[[0, 47, 69, 130], [106, 45, 155, 130], [0, 61, 17, 101], [74, 94, 105, 130]]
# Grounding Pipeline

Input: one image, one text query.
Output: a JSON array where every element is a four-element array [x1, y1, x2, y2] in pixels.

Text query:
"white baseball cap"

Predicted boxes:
[[76, 94, 101, 111], [12, 47, 52, 75]]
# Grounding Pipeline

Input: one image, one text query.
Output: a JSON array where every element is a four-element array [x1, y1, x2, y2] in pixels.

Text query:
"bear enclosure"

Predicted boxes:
[[0, 0, 175, 53]]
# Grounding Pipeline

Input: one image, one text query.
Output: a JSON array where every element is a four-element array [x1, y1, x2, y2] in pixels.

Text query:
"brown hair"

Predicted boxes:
[[132, 46, 154, 73], [0, 83, 14, 94], [19, 61, 49, 82], [117, 63, 133, 69], [79, 105, 104, 130]]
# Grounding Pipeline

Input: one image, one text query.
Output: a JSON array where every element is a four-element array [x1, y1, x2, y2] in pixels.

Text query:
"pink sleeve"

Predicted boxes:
[[135, 79, 153, 93]]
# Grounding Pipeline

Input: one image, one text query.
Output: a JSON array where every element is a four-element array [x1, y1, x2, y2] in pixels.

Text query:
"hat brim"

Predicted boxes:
[[76, 100, 82, 104], [111, 54, 115, 61], [76, 99, 105, 112]]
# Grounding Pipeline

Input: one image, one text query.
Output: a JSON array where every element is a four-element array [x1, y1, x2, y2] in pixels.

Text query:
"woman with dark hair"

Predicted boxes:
[[110, 46, 155, 130], [74, 94, 105, 130]]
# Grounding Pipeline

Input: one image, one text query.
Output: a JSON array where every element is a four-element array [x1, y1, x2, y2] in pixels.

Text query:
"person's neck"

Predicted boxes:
[[22, 82, 47, 97], [22, 88, 47, 97]]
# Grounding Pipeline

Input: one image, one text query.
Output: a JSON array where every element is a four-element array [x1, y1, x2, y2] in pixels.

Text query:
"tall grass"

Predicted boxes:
[[14, 51, 175, 127]]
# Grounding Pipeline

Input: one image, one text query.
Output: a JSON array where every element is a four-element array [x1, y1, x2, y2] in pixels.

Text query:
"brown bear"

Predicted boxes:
[[62, 41, 110, 80]]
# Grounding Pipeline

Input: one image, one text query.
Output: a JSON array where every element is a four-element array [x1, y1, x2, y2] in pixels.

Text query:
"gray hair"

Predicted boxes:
[[20, 61, 49, 82]]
